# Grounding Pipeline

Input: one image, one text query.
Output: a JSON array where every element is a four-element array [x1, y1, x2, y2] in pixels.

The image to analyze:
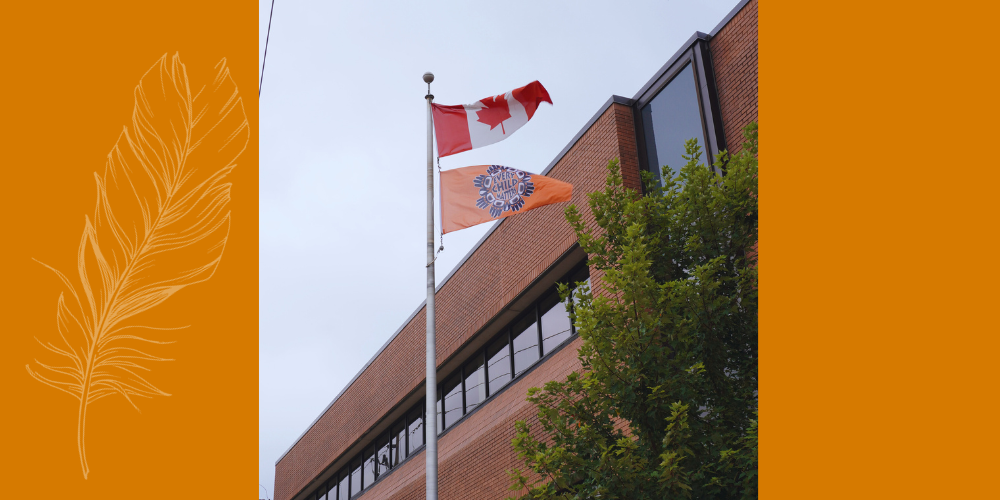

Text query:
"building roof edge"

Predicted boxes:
[[709, 0, 752, 37]]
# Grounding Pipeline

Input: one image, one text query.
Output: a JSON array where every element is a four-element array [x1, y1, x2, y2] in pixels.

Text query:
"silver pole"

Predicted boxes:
[[422, 71, 438, 500]]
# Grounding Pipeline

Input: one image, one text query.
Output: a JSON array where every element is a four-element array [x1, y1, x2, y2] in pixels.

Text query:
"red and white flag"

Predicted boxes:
[[431, 81, 552, 157]]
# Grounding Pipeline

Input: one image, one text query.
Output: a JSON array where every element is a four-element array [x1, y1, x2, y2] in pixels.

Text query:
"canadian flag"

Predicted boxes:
[[431, 81, 552, 157]]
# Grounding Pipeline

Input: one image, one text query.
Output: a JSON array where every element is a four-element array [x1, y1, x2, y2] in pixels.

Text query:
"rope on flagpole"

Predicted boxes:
[[437, 156, 444, 255]]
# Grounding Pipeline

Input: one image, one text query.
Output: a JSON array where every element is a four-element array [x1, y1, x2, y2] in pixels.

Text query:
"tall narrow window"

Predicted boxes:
[[641, 63, 707, 185], [540, 290, 573, 354], [486, 333, 512, 395], [375, 432, 391, 478], [349, 458, 361, 497], [442, 372, 463, 429], [512, 312, 539, 376], [391, 420, 405, 466], [436, 389, 444, 434], [338, 469, 349, 500], [316, 484, 327, 500], [464, 354, 486, 413], [362, 446, 375, 490], [407, 405, 424, 453]]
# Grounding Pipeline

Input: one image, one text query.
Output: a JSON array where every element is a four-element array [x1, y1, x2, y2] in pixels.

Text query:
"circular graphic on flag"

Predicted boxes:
[[473, 165, 535, 218]]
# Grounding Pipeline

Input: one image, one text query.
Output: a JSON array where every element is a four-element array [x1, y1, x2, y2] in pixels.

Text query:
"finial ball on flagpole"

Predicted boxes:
[[423, 72, 434, 84]]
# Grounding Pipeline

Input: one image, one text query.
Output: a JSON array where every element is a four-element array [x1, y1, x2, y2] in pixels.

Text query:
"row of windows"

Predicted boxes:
[[301, 267, 589, 500]]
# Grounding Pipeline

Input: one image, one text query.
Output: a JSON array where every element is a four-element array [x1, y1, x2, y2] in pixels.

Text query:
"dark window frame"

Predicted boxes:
[[633, 39, 726, 184]]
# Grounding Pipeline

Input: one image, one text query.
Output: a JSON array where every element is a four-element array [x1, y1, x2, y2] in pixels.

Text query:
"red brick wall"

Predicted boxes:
[[710, 0, 758, 154], [275, 102, 640, 500]]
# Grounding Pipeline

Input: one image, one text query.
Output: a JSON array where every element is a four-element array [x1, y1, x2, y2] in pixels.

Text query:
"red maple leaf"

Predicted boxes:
[[476, 94, 512, 134]]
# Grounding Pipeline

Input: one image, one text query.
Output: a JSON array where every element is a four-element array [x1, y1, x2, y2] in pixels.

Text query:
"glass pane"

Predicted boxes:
[[339, 469, 349, 500], [407, 405, 424, 453], [540, 291, 573, 354], [363, 447, 375, 490], [464, 355, 486, 413], [512, 313, 539, 377], [375, 432, 391, 477], [442, 373, 463, 429], [350, 459, 361, 496], [391, 421, 405, 466], [486, 334, 511, 395], [436, 390, 444, 434], [641, 63, 706, 186], [317, 487, 326, 500]]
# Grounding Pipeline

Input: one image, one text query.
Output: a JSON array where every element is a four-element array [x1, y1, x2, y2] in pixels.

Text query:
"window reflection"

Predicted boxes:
[[362, 446, 375, 490], [442, 373, 463, 429], [640, 63, 706, 186], [486, 334, 511, 395], [436, 391, 444, 434], [375, 433, 391, 478], [349, 459, 361, 497], [464, 355, 486, 412], [407, 406, 424, 453], [512, 314, 539, 376], [338, 470, 349, 500], [540, 291, 573, 354], [391, 422, 405, 466]]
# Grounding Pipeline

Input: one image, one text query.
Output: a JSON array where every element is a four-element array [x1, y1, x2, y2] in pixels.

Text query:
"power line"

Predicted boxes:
[[259, 0, 276, 98]]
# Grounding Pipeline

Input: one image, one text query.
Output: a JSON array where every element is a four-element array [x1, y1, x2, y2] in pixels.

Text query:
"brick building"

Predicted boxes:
[[274, 1, 757, 499]]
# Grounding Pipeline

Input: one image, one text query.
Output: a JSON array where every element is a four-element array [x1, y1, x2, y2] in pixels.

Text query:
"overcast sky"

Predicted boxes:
[[258, 1, 740, 497]]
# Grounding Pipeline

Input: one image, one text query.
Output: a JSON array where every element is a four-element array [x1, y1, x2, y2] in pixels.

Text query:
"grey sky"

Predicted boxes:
[[258, 1, 739, 498]]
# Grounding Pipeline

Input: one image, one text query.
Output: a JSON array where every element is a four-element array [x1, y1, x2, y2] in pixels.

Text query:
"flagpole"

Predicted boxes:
[[422, 71, 438, 500]]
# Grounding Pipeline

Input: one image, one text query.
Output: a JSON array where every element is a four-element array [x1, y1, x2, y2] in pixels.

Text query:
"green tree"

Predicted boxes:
[[509, 124, 758, 499]]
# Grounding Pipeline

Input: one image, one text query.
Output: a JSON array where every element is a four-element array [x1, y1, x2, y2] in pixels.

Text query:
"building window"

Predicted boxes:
[[338, 470, 349, 500], [391, 421, 405, 467], [486, 333, 512, 395], [407, 405, 424, 453], [362, 446, 375, 491], [375, 432, 391, 478], [540, 291, 573, 355], [511, 313, 540, 377], [640, 63, 707, 185], [442, 372, 463, 430], [464, 354, 486, 413], [349, 458, 361, 497]]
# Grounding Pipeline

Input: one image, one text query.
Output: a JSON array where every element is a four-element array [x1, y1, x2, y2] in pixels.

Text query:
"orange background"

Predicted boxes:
[[764, 0, 999, 497], [0, 1, 257, 497]]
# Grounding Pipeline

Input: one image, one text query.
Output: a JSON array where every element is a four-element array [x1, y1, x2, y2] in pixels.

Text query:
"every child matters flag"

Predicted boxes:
[[440, 165, 573, 233], [431, 81, 552, 157]]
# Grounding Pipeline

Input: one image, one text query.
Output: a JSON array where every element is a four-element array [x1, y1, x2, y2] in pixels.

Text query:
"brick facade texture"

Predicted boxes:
[[710, 0, 758, 154], [275, 2, 757, 498]]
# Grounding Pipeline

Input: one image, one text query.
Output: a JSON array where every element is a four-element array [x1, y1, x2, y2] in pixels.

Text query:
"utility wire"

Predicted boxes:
[[259, 0, 276, 98]]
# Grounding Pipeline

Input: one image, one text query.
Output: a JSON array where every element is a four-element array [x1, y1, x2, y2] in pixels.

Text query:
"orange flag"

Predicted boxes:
[[441, 165, 573, 233]]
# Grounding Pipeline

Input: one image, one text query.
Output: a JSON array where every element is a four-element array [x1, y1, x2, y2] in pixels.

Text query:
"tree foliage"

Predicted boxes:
[[509, 124, 759, 499]]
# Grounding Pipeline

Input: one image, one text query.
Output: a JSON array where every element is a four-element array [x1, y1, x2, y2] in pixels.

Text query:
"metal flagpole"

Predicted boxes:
[[422, 71, 438, 500]]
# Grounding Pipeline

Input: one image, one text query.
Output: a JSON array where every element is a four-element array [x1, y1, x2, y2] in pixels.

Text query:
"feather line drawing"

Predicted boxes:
[[26, 52, 249, 479]]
